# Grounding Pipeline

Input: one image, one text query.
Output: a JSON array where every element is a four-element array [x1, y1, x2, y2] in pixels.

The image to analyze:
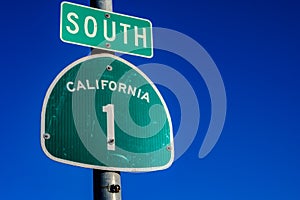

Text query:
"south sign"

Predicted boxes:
[[60, 2, 153, 58]]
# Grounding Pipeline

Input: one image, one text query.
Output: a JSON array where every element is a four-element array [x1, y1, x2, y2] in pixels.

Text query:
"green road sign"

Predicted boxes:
[[60, 2, 153, 58], [41, 54, 174, 172]]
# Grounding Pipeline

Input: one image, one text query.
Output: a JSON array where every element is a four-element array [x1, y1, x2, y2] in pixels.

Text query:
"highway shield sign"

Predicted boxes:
[[41, 54, 173, 172]]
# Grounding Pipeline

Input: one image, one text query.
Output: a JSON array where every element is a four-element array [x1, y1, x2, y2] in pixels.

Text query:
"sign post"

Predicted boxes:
[[90, 1, 120, 200], [41, 1, 174, 200]]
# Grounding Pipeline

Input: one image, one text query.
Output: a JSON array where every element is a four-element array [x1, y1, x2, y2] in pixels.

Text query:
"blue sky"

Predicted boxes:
[[1, 0, 299, 199]]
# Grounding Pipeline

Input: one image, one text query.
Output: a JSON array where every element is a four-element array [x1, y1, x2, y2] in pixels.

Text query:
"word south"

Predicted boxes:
[[66, 79, 150, 103]]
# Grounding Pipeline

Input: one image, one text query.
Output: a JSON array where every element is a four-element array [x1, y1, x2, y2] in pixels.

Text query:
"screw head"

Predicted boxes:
[[43, 133, 51, 140], [107, 139, 115, 144], [167, 146, 172, 151], [106, 65, 113, 71]]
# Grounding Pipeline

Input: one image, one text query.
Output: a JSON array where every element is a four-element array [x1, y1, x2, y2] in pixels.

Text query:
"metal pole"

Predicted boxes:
[[93, 170, 121, 200], [90, 0, 113, 55], [90, 0, 112, 11], [90, 1, 122, 200]]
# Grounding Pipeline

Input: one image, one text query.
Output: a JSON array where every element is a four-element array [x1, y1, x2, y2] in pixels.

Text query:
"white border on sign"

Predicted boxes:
[[40, 53, 174, 172]]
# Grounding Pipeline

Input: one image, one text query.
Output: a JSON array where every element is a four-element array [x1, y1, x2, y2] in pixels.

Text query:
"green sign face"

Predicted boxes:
[[41, 54, 174, 172], [60, 2, 153, 58]]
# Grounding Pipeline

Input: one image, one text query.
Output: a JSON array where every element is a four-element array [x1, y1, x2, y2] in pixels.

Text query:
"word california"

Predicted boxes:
[[66, 79, 150, 103]]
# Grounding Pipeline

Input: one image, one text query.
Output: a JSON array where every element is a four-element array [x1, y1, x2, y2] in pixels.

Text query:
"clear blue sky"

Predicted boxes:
[[0, 0, 299, 199]]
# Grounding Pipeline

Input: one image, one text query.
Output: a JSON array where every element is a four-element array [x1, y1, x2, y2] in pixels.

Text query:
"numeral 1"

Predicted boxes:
[[103, 104, 115, 151]]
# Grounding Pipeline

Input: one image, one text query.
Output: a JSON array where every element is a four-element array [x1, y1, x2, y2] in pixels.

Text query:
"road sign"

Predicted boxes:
[[60, 1, 153, 58], [41, 54, 174, 172]]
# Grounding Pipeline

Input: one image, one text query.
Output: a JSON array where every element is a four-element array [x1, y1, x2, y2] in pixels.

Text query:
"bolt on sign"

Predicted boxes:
[[60, 1, 153, 58], [41, 54, 174, 172]]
